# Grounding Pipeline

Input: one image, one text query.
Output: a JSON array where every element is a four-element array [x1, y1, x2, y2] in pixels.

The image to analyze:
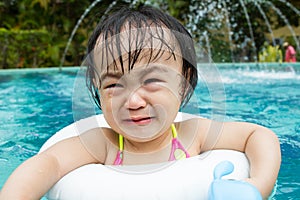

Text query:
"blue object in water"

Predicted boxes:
[[208, 161, 262, 200]]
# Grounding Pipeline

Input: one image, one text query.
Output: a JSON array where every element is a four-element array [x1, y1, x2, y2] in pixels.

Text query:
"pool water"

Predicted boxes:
[[0, 65, 299, 199]]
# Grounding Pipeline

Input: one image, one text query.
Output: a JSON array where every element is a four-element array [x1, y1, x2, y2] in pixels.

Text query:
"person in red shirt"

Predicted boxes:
[[283, 42, 297, 62]]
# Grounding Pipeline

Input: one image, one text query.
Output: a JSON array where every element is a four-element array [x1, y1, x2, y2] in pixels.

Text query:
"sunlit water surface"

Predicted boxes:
[[0, 65, 299, 199]]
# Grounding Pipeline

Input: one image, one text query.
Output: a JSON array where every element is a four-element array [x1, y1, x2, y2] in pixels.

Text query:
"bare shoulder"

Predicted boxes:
[[78, 127, 119, 162], [43, 127, 117, 164], [175, 117, 212, 155], [176, 117, 212, 134]]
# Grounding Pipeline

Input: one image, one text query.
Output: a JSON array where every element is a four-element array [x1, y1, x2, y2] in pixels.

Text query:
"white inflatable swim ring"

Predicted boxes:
[[40, 113, 250, 200]]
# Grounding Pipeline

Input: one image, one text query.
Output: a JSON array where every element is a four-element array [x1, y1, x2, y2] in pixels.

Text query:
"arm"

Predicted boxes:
[[0, 153, 62, 200], [0, 136, 100, 200], [243, 125, 281, 198], [201, 121, 281, 199]]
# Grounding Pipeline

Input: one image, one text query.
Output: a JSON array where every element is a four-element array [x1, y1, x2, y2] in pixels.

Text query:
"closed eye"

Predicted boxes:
[[104, 83, 123, 89], [143, 78, 163, 85]]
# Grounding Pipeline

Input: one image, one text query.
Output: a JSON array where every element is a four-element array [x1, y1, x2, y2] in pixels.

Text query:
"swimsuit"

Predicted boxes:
[[285, 45, 297, 62], [113, 124, 190, 165]]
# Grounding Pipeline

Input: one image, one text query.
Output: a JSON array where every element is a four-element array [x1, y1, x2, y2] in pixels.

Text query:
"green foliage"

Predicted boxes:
[[0, 0, 299, 68], [258, 42, 283, 63], [0, 28, 54, 68]]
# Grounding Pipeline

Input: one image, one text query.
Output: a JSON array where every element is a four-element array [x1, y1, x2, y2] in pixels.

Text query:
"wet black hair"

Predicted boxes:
[[85, 5, 197, 109]]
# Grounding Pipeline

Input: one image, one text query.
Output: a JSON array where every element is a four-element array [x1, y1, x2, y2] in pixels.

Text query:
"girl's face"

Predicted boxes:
[[98, 50, 184, 142], [92, 26, 186, 142]]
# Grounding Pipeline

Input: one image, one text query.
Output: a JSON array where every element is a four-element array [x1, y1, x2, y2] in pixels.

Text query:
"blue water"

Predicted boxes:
[[0, 64, 299, 199]]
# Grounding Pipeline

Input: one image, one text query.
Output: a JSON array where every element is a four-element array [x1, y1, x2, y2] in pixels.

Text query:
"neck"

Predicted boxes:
[[123, 127, 173, 153]]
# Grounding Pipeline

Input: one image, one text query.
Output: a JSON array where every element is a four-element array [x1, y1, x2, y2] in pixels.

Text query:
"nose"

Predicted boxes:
[[125, 89, 147, 110]]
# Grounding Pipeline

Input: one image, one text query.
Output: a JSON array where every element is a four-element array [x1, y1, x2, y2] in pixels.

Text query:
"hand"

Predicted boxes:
[[208, 161, 262, 200]]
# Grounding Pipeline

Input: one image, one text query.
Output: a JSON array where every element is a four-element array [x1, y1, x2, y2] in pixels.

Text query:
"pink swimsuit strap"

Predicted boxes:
[[113, 125, 189, 165], [113, 150, 123, 165], [168, 137, 190, 161]]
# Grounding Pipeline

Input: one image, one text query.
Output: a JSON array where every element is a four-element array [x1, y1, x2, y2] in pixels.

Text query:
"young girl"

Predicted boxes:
[[0, 5, 280, 200]]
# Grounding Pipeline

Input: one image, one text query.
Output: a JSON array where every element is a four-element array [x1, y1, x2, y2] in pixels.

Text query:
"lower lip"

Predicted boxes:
[[124, 118, 153, 125]]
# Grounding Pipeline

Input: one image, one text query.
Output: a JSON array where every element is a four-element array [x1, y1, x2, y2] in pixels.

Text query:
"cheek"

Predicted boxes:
[[100, 93, 124, 122], [100, 94, 114, 119], [163, 82, 183, 104], [151, 89, 181, 118], [100, 98, 119, 131]]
